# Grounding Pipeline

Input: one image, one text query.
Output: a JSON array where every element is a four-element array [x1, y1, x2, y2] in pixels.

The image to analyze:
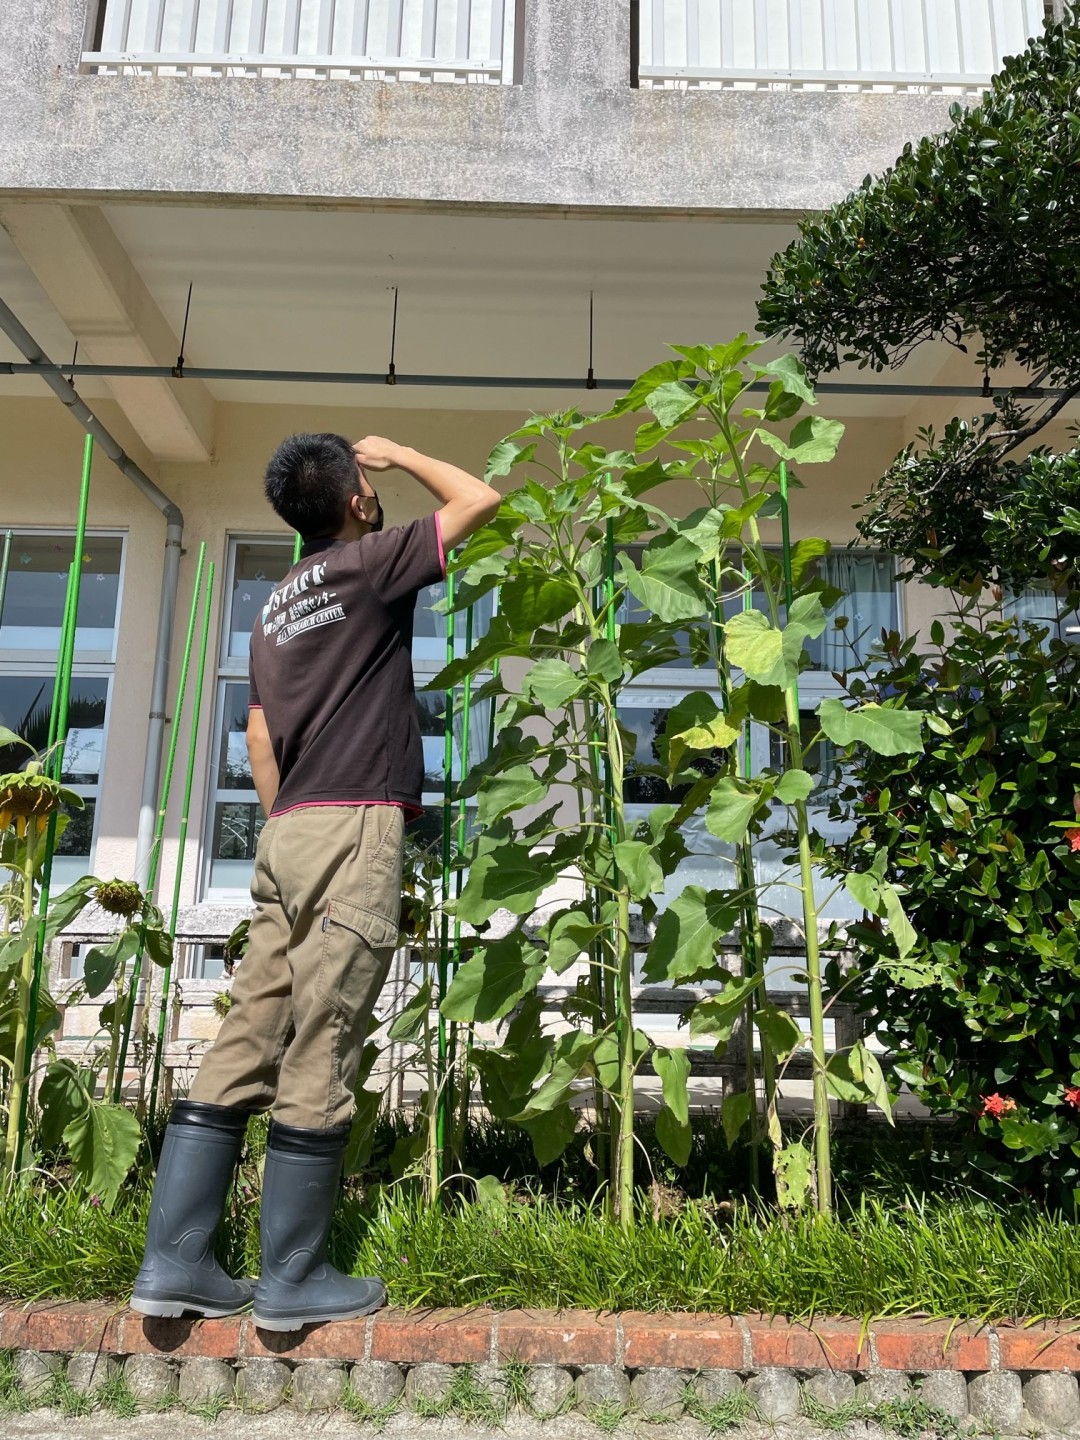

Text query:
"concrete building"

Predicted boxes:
[[0, 0, 1068, 1092]]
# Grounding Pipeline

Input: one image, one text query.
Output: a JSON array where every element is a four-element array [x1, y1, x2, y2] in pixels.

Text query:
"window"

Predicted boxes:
[[0, 530, 124, 884], [204, 537, 492, 898], [1006, 586, 1080, 647]]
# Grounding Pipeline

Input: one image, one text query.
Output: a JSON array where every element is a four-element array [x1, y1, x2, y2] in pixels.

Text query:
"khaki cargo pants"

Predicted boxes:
[[191, 805, 403, 1130]]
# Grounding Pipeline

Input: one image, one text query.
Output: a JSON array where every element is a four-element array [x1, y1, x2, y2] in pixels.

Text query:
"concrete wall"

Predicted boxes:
[[0, 0, 958, 213], [1, 391, 925, 904]]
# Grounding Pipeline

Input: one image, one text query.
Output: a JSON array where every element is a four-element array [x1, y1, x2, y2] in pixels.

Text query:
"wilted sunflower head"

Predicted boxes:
[[93, 879, 144, 919], [0, 767, 82, 837]]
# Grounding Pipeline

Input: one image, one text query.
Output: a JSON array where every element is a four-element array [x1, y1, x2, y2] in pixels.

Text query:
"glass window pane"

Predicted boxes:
[[216, 682, 255, 790], [417, 689, 490, 792], [228, 542, 292, 657], [0, 534, 122, 653], [0, 675, 108, 783]]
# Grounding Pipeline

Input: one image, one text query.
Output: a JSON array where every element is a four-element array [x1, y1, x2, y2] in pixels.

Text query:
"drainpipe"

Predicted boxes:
[[0, 297, 185, 886]]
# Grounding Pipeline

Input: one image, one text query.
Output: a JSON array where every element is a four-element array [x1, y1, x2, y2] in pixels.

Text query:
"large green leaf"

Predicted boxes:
[[0, 726, 33, 752], [440, 938, 547, 1024], [642, 886, 739, 984], [37, 1059, 90, 1152], [774, 1139, 814, 1209], [655, 1105, 692, 1168], [773, 770, 815, 805], [754, 354, 817, 406], [522, 660, 585, 710], [705, 778, 767, 844], [724, 610, 805, 688], [586, 639, 623, 684], [665, 693, 740, 777], [513, 1030, 600, 1121], [343, 1083, 384, 1175], [522, 1104, 578, 1166], [617, 537, 709, 624], [476, 764, 549, 826], [654, 1046, 690, 1127], [613, 840, 664, 902], [83, 927, 140, 1000], [758, 415, 846, 465], [485, 439, 537, 480], [451, 845, 557, 924], [721, 1090, 753, 1147], [754, 1003, 804, 1062], [646, 380, 702, 428], [544, 910, 606, 974], [500, 572, 579, 632], [388, 980, 432, 1042], [818, 698, 924, 756], [42, 875, 99, 944], [687, 975, 761, 1044], [880, 883, 917, 961], [63, 1100, 141, 1208], [826, 1041, 894, 1122]]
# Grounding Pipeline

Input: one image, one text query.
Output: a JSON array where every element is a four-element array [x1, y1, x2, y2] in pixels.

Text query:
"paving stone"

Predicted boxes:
[[968, 1371, 1024, 1431], [123, 1354, 177, 1406], [235, 1357, 290, 1412], [347, 1360, 405, 1410], [631, 1367, 686, 1419], [575, 1365, 632, 1414], [471, 1362, 510, 1409], [803, 1369, 857, 1410], [523, 1365, 575, 1417], [690, 1369, 744, 1406], [747, 1367, 801, 1420], [405, 1361, 456, 1408], [66, 1352, 117, 1397], [857, 1370, 912, 1405], [916, 1370, 970, 1419], [290, 1361, 347, 1411], [1023, 1371, 1080, 1430], [178, 1356, 235, 1405], [14, 1350, 60, 1403]]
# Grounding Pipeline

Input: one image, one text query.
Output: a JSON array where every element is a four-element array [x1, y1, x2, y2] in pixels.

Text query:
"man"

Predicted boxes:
[[132, 433, 499, 1330]]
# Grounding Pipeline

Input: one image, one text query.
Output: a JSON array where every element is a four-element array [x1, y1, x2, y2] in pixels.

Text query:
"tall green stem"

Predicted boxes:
[[19, 435, 94, 1168], [3, 822, 37, 1180], [148, 553, 215, 1128], [113, 542, 206, 1102], [778, 461, 832, 1212], [435, 565, 456, 1187]]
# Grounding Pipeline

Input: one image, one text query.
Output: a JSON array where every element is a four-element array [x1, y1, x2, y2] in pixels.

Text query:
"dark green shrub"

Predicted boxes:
[[831, 606, 1080, 1205]]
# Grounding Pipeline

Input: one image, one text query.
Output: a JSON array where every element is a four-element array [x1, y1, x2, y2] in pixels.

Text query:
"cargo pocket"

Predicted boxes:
[[317, 895, 400, 1021]]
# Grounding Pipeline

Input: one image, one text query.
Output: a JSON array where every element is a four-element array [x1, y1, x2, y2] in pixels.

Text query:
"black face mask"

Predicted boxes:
[[370, 488, 384, 533]]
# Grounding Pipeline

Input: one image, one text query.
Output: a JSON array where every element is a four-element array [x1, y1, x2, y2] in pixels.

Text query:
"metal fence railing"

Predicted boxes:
[[637, 0, 1048, 91], [83, 0, 522, 82]]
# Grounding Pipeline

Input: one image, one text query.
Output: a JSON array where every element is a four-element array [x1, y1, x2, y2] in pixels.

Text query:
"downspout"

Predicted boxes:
[[0, 297, 185, 886]]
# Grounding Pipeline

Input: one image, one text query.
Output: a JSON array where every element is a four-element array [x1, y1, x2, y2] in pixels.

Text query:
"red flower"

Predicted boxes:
[[1066, 828, 1080, 854], [1065, 1087, 1080, 1111], [981, 1093, 1018, 1118]]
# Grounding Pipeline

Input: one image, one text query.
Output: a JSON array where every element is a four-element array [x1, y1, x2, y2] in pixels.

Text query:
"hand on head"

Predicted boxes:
[[352, 436, 400, 473]]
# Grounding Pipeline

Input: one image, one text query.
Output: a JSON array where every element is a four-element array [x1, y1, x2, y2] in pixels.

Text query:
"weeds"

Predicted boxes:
[[410, 1365, 507, 1425], [97, 1370, 140, 1418], [340, 1380, 401, 1430], [802, 1391, 972, 1439], [684, 1381, 754, 1433], [586, 1398, 629, 1432], [0, 1351, 30, 1413]]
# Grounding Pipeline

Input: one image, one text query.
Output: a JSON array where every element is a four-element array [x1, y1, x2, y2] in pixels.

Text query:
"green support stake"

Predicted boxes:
[[448, 601, 475, 1160], [435, 565, 456, 1182], [148, 552, 215, 1129], [293, 533, 302, 565], [112, 544, 207, 1102], [17, 436, 94, 1168]]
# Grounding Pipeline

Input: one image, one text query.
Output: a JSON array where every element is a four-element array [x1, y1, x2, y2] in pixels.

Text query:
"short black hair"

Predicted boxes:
[[263, 432, 359, 538]]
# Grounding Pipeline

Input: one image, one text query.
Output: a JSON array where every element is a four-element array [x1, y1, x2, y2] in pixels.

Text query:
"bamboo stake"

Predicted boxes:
[[112, 544, 207, 1102], [17, 436, 94, 1168], [449, 601, 475, 1164], [148, 553, 215, 1128]]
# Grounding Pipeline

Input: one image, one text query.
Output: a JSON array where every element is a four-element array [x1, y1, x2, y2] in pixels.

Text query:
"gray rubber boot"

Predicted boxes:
[[131, 1100, 254, 1319], [252, 1119, 386, 1331]]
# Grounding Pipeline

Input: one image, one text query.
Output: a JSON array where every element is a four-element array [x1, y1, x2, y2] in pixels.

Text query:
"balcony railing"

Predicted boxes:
[[638, 0, 1048, 92], [83, 0, 522, 81]]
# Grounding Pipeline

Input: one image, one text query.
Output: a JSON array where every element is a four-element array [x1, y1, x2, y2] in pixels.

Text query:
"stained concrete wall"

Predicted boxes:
[[0, 0, 958, 213]]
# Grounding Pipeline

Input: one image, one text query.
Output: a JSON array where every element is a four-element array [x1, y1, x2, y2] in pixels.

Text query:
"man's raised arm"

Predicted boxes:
[[352, 437, 501, 550]]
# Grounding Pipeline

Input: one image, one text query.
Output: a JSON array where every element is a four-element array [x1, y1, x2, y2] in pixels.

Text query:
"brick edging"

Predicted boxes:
[[2, 1303, 1080, 1373]]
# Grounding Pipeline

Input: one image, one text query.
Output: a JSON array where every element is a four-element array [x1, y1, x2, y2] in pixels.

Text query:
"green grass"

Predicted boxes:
[[4, 1180, 1080, 1321], [801, 1393, 972, 1440], [684, 1383, 754, 1434]]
